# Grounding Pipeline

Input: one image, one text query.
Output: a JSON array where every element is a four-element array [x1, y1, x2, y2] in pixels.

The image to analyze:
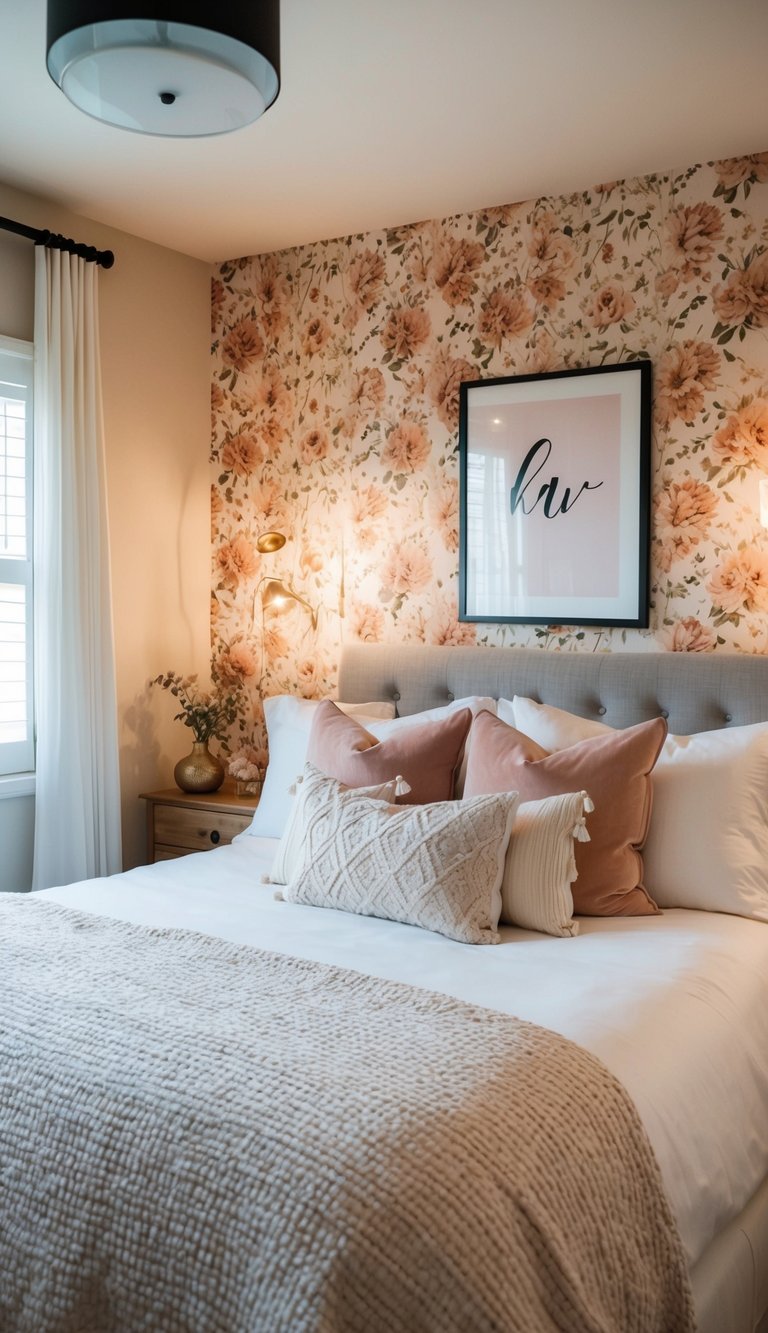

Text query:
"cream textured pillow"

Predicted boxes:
[[504, 793, 592, 937], [268, 774, 401, 886], [279, 766, 520, 944]]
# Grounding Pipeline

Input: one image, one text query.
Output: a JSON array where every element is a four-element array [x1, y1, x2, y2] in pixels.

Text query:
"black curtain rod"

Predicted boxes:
[[0, 215, 115, 269]]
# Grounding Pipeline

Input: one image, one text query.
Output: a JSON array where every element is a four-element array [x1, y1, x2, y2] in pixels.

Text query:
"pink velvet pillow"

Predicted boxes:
[[306, 701, 472, 804], [464, 710, 667, 916]]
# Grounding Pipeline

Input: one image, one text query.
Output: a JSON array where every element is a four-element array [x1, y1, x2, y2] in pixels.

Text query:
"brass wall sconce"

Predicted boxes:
[[256, 531, 286, 555], [255, 531, 318, 629], [260, 577, 318, 630]]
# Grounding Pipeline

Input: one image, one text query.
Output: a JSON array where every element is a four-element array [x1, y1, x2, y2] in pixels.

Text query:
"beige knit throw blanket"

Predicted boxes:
[[1, 898, 695, 1333]]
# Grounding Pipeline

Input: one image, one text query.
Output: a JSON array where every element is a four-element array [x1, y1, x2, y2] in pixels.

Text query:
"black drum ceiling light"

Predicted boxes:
[[46, 1, 280, 137]]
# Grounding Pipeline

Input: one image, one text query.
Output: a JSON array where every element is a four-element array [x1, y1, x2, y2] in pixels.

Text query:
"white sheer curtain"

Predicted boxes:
[[32, 247, 122, 889]]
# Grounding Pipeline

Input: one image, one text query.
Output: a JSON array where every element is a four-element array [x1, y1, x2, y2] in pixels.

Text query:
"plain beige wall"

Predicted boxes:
[[0, 180, 211, 884]]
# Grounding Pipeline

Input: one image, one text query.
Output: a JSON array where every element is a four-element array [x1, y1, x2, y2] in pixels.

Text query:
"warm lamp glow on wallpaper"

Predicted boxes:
[[211, 149, 768, 754]]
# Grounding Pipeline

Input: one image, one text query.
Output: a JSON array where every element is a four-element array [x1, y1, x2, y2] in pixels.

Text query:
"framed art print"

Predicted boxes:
[[458, 360, 651, 627]]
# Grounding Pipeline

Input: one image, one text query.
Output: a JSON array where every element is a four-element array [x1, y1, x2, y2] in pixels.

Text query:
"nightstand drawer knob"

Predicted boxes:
[[142, 789, 259, 861]]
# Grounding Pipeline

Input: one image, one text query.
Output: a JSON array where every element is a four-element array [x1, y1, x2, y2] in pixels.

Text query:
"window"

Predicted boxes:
[[0, 336, 33, 778]]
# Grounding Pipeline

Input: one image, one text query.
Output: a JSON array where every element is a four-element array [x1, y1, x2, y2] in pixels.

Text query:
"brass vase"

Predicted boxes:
[[174, 740, 225, 794]]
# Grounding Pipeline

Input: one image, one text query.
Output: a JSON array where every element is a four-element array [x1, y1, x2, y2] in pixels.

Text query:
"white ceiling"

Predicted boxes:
[[1, 0, 767, 264]]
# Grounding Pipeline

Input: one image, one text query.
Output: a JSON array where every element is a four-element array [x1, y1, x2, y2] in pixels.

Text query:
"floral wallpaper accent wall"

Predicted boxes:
[[211, 150, 768, 751]]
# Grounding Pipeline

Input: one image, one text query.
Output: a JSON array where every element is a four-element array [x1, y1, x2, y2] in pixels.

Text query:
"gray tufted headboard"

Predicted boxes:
[[338, 645, 768, 736]]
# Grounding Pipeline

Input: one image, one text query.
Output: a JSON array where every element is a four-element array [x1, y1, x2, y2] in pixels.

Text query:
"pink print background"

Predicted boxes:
[[490, 392, 621, 599]]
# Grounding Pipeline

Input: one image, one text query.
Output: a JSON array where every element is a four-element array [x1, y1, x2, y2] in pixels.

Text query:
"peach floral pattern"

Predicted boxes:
[[707, 549, 768, 615], [666, 202, 724, 283], [299, 429, 329, 466], [711, 399, 768, 469], [349, 603, 384, 643], [221, 318, 263, 374], [215, 639, 259, 685], [586, 283, 635, 330], [347, 248, 386, 321], [381, 306, 431, 360], [216, 534, 257, 589], [664, 618, 717, 652], [715, 154, 768, 195], [655, 341, 720, 427], [221, 432, 262, 477], [211, 147, 768, 749], [432, 237, 486, 306], [382, 420, 431, 473], [654, 479, 718, 571], [382, 543, 433, 596], [478, 287, 534, 347]]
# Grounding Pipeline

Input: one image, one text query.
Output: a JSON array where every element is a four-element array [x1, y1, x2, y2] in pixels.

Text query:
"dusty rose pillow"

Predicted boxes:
[[306, 700, 472, 804], [463, 710, 667, 916]]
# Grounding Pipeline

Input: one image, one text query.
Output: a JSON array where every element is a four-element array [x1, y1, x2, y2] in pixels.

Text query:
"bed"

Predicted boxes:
[[4, 644, 768, 1332]]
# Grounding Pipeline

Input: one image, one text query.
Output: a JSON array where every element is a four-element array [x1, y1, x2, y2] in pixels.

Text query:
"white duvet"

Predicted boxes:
[[41, 836, 768, 1270]]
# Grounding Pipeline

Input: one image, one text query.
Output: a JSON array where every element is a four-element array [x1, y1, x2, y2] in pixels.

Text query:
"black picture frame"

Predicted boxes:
[[458, 360, 652, 627]]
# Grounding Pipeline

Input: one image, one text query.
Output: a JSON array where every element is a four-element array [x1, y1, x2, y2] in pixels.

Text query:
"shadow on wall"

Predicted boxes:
[[120, 684, 165, 870]]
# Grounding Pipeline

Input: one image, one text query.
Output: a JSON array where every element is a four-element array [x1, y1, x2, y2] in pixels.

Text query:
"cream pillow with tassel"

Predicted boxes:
[[502, 791, 593, 937], [266, 769, 410, 886]]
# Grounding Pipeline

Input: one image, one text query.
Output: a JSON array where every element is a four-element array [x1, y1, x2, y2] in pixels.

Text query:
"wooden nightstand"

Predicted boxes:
[[140, 784, 260, 863]]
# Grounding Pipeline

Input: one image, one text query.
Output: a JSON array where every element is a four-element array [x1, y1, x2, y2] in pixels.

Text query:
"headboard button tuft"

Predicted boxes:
[[724, 713, 732, 723], [597, 706, 607, 716], [392, 691, 400, 702], [660, 708, 669, 719]]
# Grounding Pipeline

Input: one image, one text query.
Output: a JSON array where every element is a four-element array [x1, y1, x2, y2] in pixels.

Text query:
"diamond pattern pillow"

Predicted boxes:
[[268, 775, 400, 887], [279, 766, 520, 944]]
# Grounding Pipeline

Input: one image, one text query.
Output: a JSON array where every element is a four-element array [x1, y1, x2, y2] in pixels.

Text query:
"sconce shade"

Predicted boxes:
[[46, 1, 280, 137], [262, 578, 318, 630], [256, 530, 287, 554]]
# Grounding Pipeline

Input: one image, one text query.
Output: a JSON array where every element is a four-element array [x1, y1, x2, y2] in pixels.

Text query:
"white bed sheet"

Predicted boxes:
[[40, 837, 768, 1270]]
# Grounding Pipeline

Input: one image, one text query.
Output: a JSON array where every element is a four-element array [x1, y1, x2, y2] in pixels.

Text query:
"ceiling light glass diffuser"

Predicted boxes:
[[46, 2, 280, 137]]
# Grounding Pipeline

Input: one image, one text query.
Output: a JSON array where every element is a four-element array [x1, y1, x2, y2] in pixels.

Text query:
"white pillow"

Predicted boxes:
[[499, 695, 611, 747], [504, 695, 768, 923], [268, 774, 400, 886], [367, 696, 497, 795], [238, 696, 396, 840], [503, 793, 592, 937], [278, 765, 519, 945], [643, 724, 768, 921]]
